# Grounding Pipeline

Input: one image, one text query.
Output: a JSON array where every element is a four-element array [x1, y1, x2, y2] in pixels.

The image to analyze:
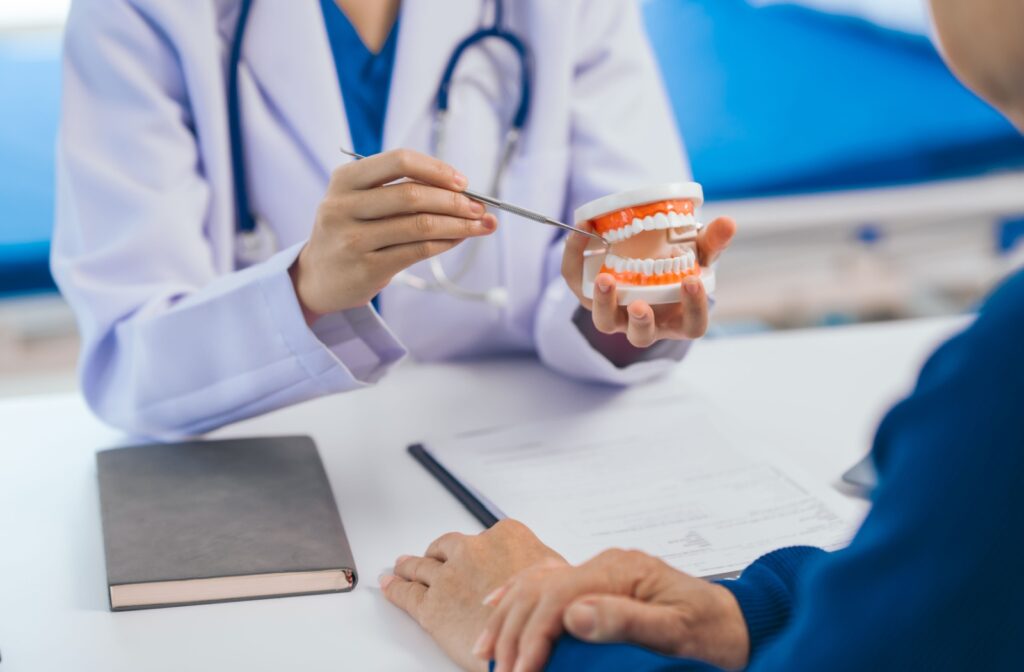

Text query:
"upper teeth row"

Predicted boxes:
[[603, 212, 698, 243], [605, 251, 696, 276]]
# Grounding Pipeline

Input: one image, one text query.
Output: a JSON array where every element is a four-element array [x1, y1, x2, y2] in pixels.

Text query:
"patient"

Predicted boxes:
[[379, 1, 1024, 670]]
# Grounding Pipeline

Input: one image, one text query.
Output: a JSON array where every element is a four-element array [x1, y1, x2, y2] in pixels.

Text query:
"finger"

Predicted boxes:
[[380, 574, 428, 621], [352, 181, 487, 221], [625, 301, 657, 348], [372, 239, 463, 277], [678, 277, 709, 339], [560, 227, 594, 304], [476, 557, 566, 661], [424, 531, 468, 562], [336, 148, 467, 192], [393, 555, 443, 587], [696, 216, 736, 266], [494, 601, 532, 672], [474, 597, 510, 661], [590, 274, 623, 334], [513, 598, 570, 672], [563, 595, 689, 655], [367, 213, 497, 250]]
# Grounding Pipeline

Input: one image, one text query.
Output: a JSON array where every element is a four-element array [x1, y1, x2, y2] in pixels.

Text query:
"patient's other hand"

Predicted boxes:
[[380, 520, 566, 671], [476, 548, 750, 672]]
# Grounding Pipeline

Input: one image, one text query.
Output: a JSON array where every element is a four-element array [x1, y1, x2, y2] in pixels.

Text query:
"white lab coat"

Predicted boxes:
[[52, 0, 691, 438]]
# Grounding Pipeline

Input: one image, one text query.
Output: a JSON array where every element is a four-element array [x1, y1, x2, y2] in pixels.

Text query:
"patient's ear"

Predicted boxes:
[[929, 0, 1024, 130]]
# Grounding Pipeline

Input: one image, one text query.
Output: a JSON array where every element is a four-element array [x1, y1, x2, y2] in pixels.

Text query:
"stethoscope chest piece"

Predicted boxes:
[[234, 217, 278, 268]]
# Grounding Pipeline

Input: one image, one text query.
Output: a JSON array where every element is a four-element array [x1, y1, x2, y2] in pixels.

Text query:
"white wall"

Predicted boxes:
[[0, 0, 70, 29]]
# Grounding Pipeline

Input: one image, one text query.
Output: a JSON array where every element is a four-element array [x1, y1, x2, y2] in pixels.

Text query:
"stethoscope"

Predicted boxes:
[[229, 0, 532, 308]]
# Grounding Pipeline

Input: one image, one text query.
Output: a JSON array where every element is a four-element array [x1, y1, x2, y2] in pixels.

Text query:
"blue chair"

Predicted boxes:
[[0, 32, 61, 296], [641, 0, 1024, 200]]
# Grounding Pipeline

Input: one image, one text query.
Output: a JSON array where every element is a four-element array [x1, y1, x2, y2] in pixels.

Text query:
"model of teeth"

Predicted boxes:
[[575, 183, 712, 305]]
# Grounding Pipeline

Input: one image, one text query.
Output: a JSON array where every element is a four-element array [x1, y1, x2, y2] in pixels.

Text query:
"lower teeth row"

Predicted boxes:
[[605, 252, 696, 276]]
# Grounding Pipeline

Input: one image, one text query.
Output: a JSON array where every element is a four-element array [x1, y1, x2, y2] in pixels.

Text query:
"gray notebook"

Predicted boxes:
[[97, 436, 356, 611]]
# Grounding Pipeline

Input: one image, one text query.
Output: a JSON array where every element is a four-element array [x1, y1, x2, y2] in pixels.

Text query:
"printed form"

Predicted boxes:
[[426, 397, 860, 578]]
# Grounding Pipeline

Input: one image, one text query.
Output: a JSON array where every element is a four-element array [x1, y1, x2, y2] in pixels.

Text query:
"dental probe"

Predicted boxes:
[[339, 148, 611, 250]]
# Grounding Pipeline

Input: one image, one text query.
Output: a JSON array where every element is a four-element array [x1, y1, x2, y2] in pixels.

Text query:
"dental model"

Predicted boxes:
[[575, 183, 713, 305]]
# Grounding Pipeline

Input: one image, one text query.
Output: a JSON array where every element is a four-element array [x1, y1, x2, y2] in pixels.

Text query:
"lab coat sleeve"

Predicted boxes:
[[533, 0, 694, 386], [51, 0, 406, 438]]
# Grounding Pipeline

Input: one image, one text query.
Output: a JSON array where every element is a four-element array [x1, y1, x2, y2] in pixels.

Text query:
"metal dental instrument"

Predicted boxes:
[[339, 148, 610, 250]]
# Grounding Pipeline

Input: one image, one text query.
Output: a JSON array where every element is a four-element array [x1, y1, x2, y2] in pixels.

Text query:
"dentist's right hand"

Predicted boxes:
[[289, 149, 498, 321]]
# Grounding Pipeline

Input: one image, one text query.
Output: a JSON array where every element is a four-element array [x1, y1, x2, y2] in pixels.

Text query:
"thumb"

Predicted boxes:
[[563, 595, 689, 655], [697, 216, 736, 266]]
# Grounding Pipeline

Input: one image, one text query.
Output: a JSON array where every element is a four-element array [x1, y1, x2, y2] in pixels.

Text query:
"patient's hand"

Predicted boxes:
[[563, 217, 737, 349], [380, 520, 566, 672], [476, 548, 750, 672]]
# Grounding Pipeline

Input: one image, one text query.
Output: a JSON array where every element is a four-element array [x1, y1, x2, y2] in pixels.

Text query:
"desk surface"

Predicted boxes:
[[0, 317, 966, 672]]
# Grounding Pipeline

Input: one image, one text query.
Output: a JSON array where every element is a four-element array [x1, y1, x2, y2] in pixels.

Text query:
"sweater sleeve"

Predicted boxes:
[[716, 546, 827, 657]]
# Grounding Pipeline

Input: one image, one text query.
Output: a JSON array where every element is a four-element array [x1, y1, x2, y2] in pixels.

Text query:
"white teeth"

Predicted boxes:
[[604, 211, 700, 247], [607, 253, 699, 278]]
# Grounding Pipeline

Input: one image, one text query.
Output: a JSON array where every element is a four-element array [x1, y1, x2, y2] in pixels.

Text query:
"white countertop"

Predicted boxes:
[[0, 316, 967, 671]]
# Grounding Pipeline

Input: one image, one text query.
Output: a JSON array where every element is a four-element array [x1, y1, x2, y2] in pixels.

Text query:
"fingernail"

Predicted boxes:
[[685, 279, 700, 295], [629, 307, 646, 321], [395, 555, 413, 566], [470, 200, 486, 216], [480, 216, 497, 232], [570, 604, 597, 637], [596, 277, 613, 294], [453, 171, 468, 189], [472, 630, 490, 658], [482, 585, 506, 606], [378, 574, 395, 589]]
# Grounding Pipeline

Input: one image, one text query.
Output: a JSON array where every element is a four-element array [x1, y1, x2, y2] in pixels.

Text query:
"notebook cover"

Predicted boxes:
[[97, 436, 356, 611]]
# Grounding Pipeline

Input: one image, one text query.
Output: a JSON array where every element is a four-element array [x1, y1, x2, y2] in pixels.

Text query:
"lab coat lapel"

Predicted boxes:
[[383, 0, 480, 151], [242, 0, 350, 177]]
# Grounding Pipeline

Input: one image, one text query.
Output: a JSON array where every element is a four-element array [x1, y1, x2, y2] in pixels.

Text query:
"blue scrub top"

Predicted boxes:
[[319, 0, 400, 157]]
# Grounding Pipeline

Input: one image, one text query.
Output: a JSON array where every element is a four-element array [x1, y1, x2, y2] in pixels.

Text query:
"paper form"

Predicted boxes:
[[426, 397, 859, 578]]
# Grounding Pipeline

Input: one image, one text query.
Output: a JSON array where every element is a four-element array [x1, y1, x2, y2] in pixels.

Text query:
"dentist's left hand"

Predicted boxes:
[[289, 149, 498, 322], [563, 216, 736, 349]]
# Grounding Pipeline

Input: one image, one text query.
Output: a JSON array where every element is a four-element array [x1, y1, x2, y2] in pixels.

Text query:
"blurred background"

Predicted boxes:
[[3, 0, 1024, 398]]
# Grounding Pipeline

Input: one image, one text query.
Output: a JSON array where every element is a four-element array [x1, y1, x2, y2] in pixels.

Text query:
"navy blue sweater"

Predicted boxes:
[[544, 268, 1024, 671]]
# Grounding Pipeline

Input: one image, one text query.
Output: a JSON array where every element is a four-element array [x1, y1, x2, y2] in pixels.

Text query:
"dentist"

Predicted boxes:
[[52, 0, 735, 437]]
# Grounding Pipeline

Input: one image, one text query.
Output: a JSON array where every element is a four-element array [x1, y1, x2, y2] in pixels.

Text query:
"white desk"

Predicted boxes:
[[0, 317, 966, 672]]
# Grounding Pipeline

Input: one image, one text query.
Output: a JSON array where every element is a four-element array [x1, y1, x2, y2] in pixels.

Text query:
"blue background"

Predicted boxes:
[[3, 0, 1024, 295]]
